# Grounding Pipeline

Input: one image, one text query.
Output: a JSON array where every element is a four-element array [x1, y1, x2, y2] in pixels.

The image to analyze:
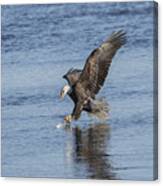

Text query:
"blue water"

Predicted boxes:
[[1, 2, 156, 180]]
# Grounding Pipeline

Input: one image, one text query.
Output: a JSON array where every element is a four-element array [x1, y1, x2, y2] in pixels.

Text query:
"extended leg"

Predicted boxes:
[[64, 100, 84, 123]]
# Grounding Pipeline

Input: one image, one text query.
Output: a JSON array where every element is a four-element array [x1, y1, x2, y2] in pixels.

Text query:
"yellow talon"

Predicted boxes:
[[64, 114, 72, 123]]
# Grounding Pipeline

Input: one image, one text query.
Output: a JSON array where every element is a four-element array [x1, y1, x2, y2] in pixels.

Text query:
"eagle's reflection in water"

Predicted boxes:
[[71, 123, 116, 179]]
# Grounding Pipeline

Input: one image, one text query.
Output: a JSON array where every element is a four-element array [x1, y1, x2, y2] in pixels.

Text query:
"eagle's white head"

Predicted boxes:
[[60, 84, 71, 99]]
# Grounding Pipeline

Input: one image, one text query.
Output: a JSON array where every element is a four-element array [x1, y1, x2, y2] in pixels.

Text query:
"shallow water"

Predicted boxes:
[[1, 2, 156, 180]]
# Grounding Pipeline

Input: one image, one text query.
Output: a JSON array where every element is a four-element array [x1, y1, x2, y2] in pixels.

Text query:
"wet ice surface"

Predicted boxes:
[[1, 2, 155, 180]]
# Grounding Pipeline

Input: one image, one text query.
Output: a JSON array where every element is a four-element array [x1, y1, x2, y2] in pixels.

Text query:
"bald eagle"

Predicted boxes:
[[60, 31, 126, 123]]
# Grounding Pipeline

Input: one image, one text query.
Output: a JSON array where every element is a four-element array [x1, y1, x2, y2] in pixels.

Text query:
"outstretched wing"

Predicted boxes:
[[77, 31, 126, 97], [63, 68, 82, 86]]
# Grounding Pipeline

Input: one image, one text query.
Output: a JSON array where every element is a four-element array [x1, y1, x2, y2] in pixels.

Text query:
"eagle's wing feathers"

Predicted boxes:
[[78, 31, 126, 96], [63, 69, 82, 86]]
